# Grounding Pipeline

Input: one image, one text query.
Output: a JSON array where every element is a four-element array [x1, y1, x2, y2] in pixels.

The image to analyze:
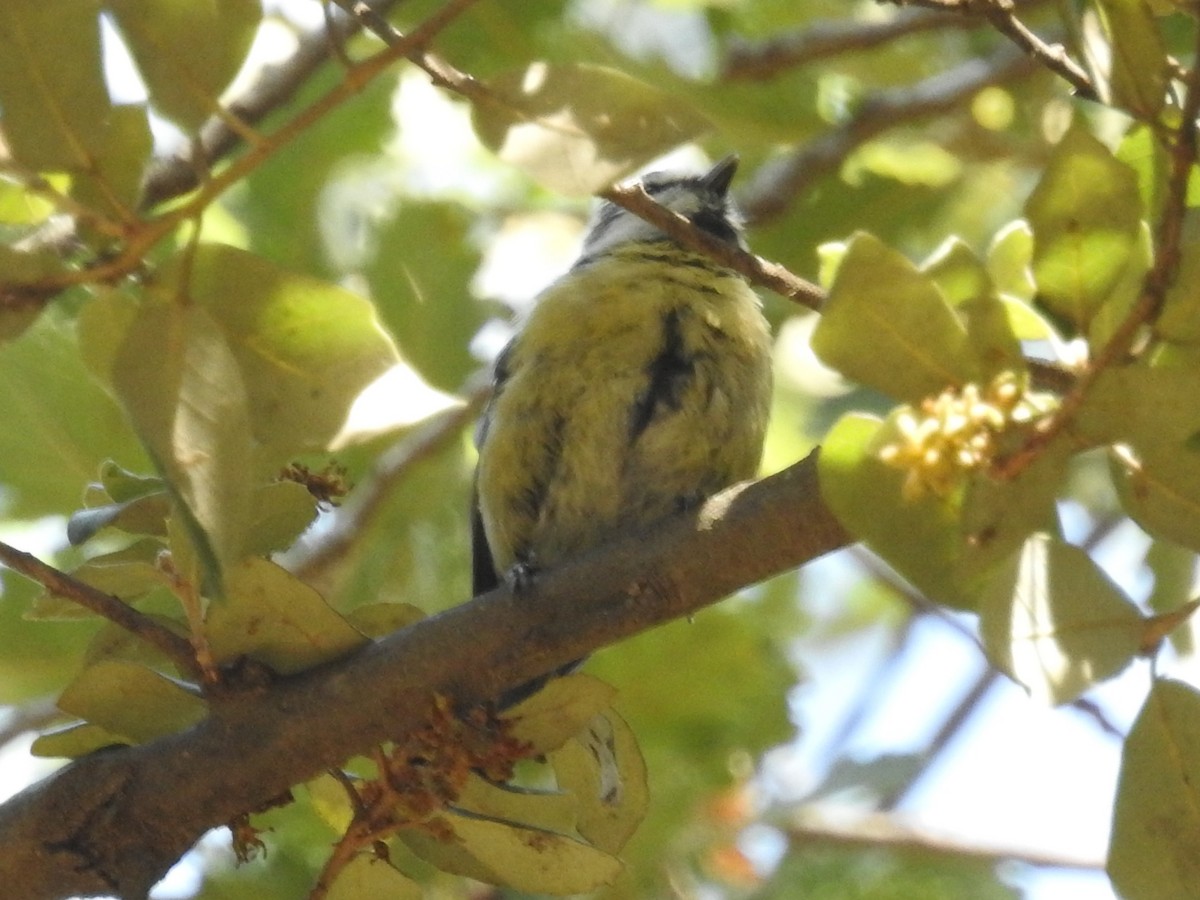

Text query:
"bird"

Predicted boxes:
[[471, 155, 774, 698]]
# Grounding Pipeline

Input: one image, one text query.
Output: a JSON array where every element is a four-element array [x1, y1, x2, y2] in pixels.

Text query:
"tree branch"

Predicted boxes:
[[884, 0, 1097, 101], [0, 452, 849, 900], [740, 46, 1038, 222], [722, 7, 975, 81]]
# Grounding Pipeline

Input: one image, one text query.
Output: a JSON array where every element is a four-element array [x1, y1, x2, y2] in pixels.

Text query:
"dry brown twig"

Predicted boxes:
[[885, 0, 1098, 100]]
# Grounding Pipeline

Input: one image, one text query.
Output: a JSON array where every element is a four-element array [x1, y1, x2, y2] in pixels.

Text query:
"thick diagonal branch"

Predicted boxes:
[[0, 452, 848, 900]]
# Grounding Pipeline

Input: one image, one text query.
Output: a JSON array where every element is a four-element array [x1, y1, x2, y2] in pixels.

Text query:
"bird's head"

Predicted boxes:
[[578, 155, 746, 264]]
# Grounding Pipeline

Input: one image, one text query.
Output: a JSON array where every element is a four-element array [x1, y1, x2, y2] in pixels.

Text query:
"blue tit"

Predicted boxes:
[[472, 155, 773, 617]]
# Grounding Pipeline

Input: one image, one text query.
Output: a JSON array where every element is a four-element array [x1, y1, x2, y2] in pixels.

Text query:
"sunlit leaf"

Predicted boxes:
[[112, 299, 255, 589], [1111, 443, 1200, 552], [0, 1, 110, 172], [455, 774, 579, 835], [205, 558, 366, 674], [326, 854, 421, 900], [1025, 124, 1141, 333], [442, 808, 623, 893], [818, 412, 977, 608], [549, 710, 648, 854], [471, 62, 711, 195], [813, 232, 982, 403], [980, 533, 1142, 704], [105, 0, 262, 130], [1083, 0, 1168, 120], [174, 244, 400, 466], [1109, 680, 1200, 899]]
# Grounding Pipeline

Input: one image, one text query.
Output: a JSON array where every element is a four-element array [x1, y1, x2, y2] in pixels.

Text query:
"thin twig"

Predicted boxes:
[[886, 0, 1097, 100], [140, 0, 406, 210], [996, 25, 1200, 478], [0, 541, 200, 680], [601, 182, 826, 311]]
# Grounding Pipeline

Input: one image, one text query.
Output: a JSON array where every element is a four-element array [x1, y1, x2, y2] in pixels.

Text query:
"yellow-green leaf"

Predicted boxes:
[[505, 673, 619, 755], [206, 558, 366, 674], [56, 659, 207, 743], [1109, 680, 1200, 899], [1083, 0, 1168, 120], [818, 412, 977, 608], [112, 299, 255, 589], [1025, 124, 1142, 333], [548, 710, 648, 854], [813, 232, 982, 403], [170, 244, 400, 467], [326, 854, 421, 900], [105, 0, 262, 130], [980, 533, 1142, 704]]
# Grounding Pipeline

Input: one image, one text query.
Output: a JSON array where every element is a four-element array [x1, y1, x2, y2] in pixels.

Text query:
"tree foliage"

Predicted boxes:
[[1, 0, 1199, 898]]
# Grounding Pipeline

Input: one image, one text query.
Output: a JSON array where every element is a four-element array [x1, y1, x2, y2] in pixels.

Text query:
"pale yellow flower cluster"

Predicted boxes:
[[879, 372, 1037, 500]]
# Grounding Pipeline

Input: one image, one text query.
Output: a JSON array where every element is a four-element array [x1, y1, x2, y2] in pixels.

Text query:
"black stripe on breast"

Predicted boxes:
[[629, 308, 695, 443]]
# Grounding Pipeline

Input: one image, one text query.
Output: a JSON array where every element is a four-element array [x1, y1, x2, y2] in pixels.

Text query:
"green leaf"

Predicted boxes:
[[105, 0, 262, 130], [244, 480, 319, 557], [326, 855, 421, 900], [1109, 679, 1200, 899], [1111, 443, 1200, 552], [440, 808, 623, 893], [922, 239, 1024, 380], [0, 308, 147, 517], [812, 232, 982, 403], [55, 659, 208, 743], [364, 201, 485, 392], [818, 412, 977, 608], [986, 220, 1037, 304], [343, 602, 426, 638], [1083, 0, 1168, 120], [205, 558, 366, 674], [1024, 124, 1142, 333], [175, 244, 400, 465], [471, 62, 711, 195], [31, 721, 130, 759], [456, 774, 579, 836], [980, 534, 1142, 704], [72, 103, 153, 215], [960, 437, 1068, 575], [1077, 359, 1200, 448], [505, 673, 619, 755], [0, 1, 110, 172], [112, 298, 255, 587], [548, 710, 648, 854]]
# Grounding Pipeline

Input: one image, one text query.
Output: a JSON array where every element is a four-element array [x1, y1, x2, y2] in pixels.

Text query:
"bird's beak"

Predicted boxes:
[[701, 155, 739, 197]]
